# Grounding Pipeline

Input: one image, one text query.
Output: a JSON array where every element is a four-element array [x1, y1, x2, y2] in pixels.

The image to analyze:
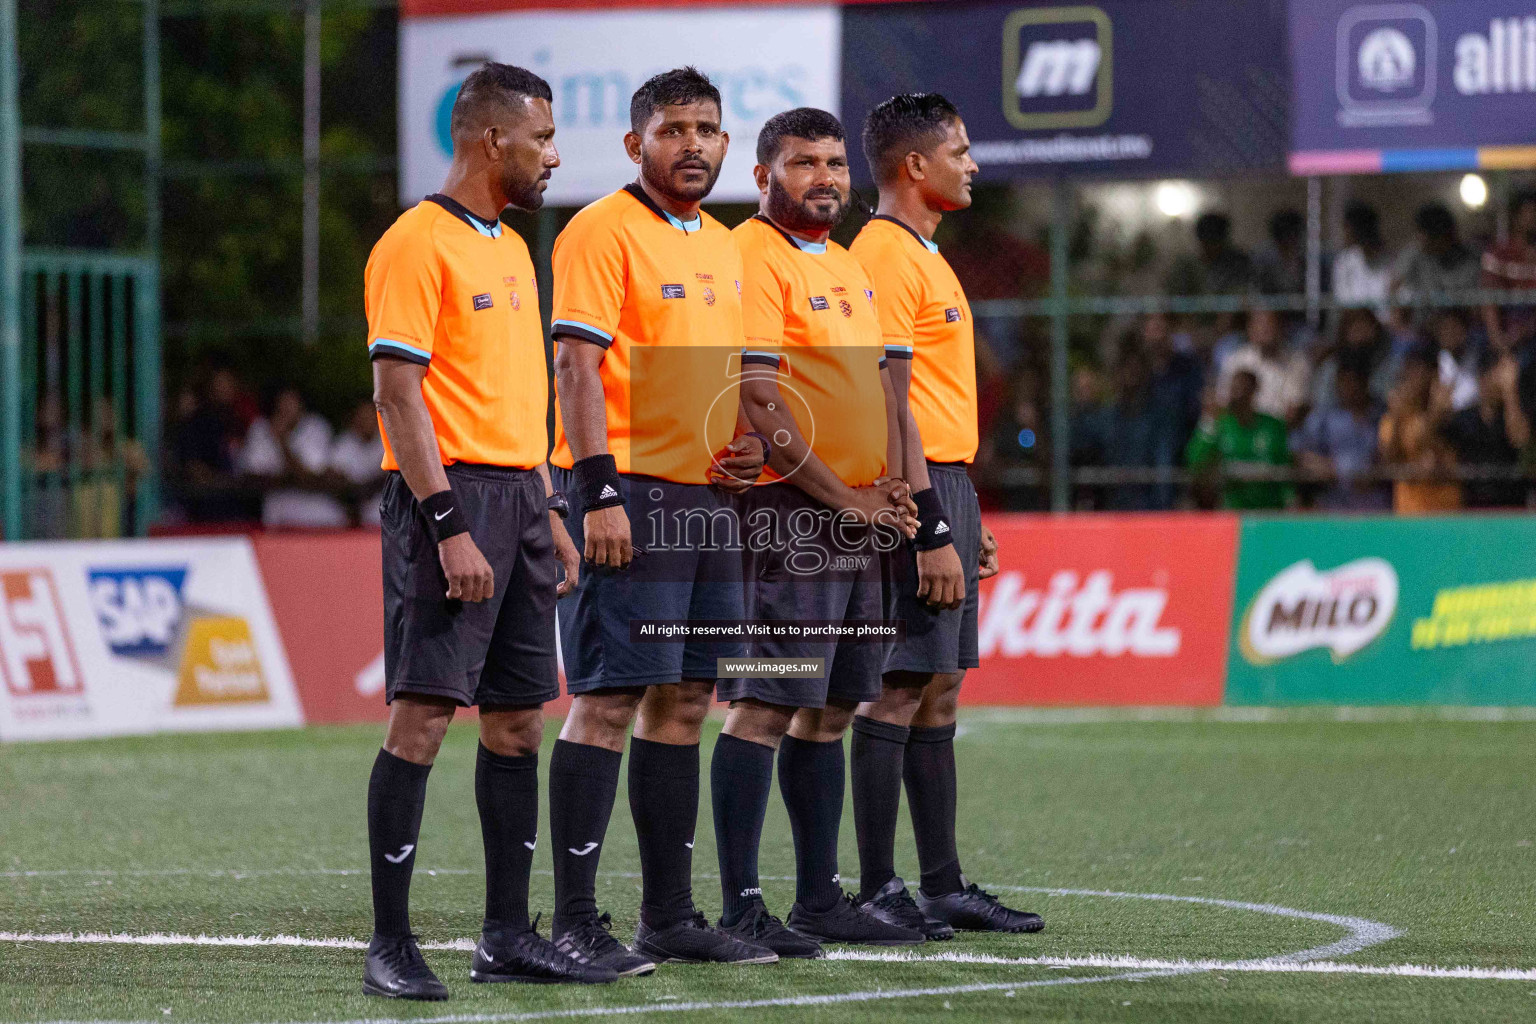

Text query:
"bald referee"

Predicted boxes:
[[361, 63, 613, 1000]]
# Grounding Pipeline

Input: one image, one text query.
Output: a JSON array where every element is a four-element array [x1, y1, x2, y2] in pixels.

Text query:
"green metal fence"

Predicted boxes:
[[14, 250, 160, 540]]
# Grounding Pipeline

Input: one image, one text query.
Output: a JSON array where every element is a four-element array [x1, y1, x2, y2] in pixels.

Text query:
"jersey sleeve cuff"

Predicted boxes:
[[552, 319, 615, 349], [741, 350, 782, 368], [884, 343, 914, 360], [368, 338, 432, 366]]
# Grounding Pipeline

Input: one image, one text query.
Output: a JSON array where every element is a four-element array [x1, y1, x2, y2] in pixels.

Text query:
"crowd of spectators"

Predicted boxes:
[[166, 363, 385, 530], [979, 189, 1536, 513]]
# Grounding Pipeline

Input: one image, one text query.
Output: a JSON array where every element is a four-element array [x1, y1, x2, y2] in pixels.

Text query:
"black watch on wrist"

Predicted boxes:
[[547, 491, 570, 520]]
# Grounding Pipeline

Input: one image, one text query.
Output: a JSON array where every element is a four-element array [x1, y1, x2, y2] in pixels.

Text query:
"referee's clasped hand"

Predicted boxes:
[[708, 435, 766, 493], [584, 505, 633, 569], [439, 533, 495, 603]]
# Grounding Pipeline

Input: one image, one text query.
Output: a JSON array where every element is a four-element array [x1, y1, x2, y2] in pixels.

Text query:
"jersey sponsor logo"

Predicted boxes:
[[661, 284, 686, 299], [809, 295, 830, 311], [503, 275, 518, 285], [945, 307, 964, 322], [1240, 558, 1398, 665], [838, 298, 853, 318], [0, 570, 85, 700], [472, 293, 494, 310], [509, 292, 521, 311], [695, 272, 715, 282], [978, 570, 1181, 658], [830, 285, 847, 294], [703, 285, 716, 306], [1003, 6, 1113, 130], [88, 568, 187, 657]]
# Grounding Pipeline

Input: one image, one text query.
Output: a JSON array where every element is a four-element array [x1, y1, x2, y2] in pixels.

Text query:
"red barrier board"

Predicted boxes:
[[963, 514, 1239, 706], [253, 532, 390, 725]]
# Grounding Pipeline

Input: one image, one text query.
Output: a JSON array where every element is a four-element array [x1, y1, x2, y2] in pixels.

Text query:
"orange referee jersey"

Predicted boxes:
[[735, 215, 887, 488], [849, 215, 978, 464], [364, 194, 547, 471], [550, 184, 745, 485]]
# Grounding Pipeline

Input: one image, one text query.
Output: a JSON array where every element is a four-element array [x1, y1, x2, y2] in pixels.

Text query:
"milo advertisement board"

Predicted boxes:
[[1227, 516, 1536, 705]]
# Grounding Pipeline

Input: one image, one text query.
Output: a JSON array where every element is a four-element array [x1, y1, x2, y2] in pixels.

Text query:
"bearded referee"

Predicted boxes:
[[848, 94, 1043, 937], [361, 63, 612, 999], [546, 67, 775, 972]]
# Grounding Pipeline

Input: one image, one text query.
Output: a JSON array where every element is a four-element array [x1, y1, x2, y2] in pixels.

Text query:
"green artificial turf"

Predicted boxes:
[[2, 712, 1535, 1023]]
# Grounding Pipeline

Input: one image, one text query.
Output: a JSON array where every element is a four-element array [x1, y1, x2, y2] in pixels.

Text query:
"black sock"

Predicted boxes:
[[710, 732, 776, 925], [905, 722, 964, 896], [629, 736, 700, 929], [851, 715, 909, 901], [367, 748, 431, 939], [548, 739, 622, 934], [778, 734, 846, 913], [475, 743, 539, 932]]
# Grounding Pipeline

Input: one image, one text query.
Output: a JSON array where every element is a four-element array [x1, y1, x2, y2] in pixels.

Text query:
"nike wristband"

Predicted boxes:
[[419, 489, 468, 545], [911, 487, 954, 551], [572, 453, 626, 515]]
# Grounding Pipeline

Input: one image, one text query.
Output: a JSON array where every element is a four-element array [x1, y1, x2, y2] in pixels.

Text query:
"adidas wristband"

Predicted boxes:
[[911, 487, 954, 551], [572, 453, 625, 515], [419, 489, 468, 545]]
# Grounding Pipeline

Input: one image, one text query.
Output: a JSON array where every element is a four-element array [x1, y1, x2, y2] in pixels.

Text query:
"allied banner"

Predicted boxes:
[[1227, 516, 1536, 705], [1290, 0, 1536, 174], [398, 6, 841, 205], [841, 0, 1289, 182], [0, 539, 302, 741], [966, 514, 1237, 705]]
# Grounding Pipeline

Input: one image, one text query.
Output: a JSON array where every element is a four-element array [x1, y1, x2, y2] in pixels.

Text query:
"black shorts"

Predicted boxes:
[[381, 465, 559, 707], [884, 462, 981, 675], [552, 470, 746, 693], [717, 485, 886, 709]]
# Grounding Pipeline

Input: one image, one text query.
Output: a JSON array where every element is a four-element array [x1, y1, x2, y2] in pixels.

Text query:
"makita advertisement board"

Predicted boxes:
[[968, 515, 1237, 706], [841, 0, 1290, 181], [1291, 0, 1536, 173]]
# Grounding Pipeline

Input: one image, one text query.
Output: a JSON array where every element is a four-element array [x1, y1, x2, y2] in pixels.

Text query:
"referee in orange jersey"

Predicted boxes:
[[360, 63, 612, 1000], [848, 94, 1043, 938]]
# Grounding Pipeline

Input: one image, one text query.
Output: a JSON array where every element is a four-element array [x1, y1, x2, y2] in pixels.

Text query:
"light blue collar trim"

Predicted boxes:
[[920, 236, 939, 254], [789, 235, 828, 255], [663, 210, 702, 233]]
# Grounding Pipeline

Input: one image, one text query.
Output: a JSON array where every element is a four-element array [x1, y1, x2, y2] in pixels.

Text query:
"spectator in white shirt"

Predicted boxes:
[[1333, 201, 1393, 322], [238, 387, 349, 529], [1216, 308, 1312, 425], [1427, 308, 1481, 412], [330, 400, 387, 526]]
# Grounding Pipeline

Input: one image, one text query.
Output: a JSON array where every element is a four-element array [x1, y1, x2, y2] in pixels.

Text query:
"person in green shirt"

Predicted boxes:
[[1186, 368, 1292, 509]]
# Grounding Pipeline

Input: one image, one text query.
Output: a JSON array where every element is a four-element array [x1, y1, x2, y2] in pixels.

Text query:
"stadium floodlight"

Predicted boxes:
[[1154, 180, 1196, 219], [1460, 173, 1488, 210]]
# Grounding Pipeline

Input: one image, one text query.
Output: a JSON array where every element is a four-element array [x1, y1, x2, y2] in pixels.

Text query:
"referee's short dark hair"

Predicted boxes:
[[862, 93, 960, 186], [449, 62, 552, 142], [756, 108, 845, 166], [630, 66, 721, 133]]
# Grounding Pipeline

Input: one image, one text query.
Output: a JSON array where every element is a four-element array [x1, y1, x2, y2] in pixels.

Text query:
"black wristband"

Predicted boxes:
[[419, 488, 468, 545], [911, 487, 954, 551], [743, 431, 772, 466], [572, 453, 625, 515]]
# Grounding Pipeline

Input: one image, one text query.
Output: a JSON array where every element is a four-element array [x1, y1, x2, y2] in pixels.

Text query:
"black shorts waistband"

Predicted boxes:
[[438, 463, 540, 484], [926, 460, 972, 473]]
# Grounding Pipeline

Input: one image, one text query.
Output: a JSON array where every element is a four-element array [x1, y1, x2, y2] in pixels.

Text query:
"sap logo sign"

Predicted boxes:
[[1003, 6, 1112, 130], [88, 568, 188, 657], [1240, 558, 1398, 665]]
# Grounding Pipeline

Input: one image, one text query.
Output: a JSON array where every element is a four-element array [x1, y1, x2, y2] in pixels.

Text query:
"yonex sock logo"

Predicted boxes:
[[599, 485, 619, 500]]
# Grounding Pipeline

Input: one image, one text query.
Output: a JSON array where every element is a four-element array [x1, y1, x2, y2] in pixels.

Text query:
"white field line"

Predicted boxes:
[[828, 950, 1536, 982], [959, 705, 1536, 725]]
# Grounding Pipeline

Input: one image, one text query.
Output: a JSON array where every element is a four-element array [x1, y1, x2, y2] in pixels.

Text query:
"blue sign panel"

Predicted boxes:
[[1291, 0, 1536, 173], [87, 567, 188, 657], [841, 0, 1290, 182]]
